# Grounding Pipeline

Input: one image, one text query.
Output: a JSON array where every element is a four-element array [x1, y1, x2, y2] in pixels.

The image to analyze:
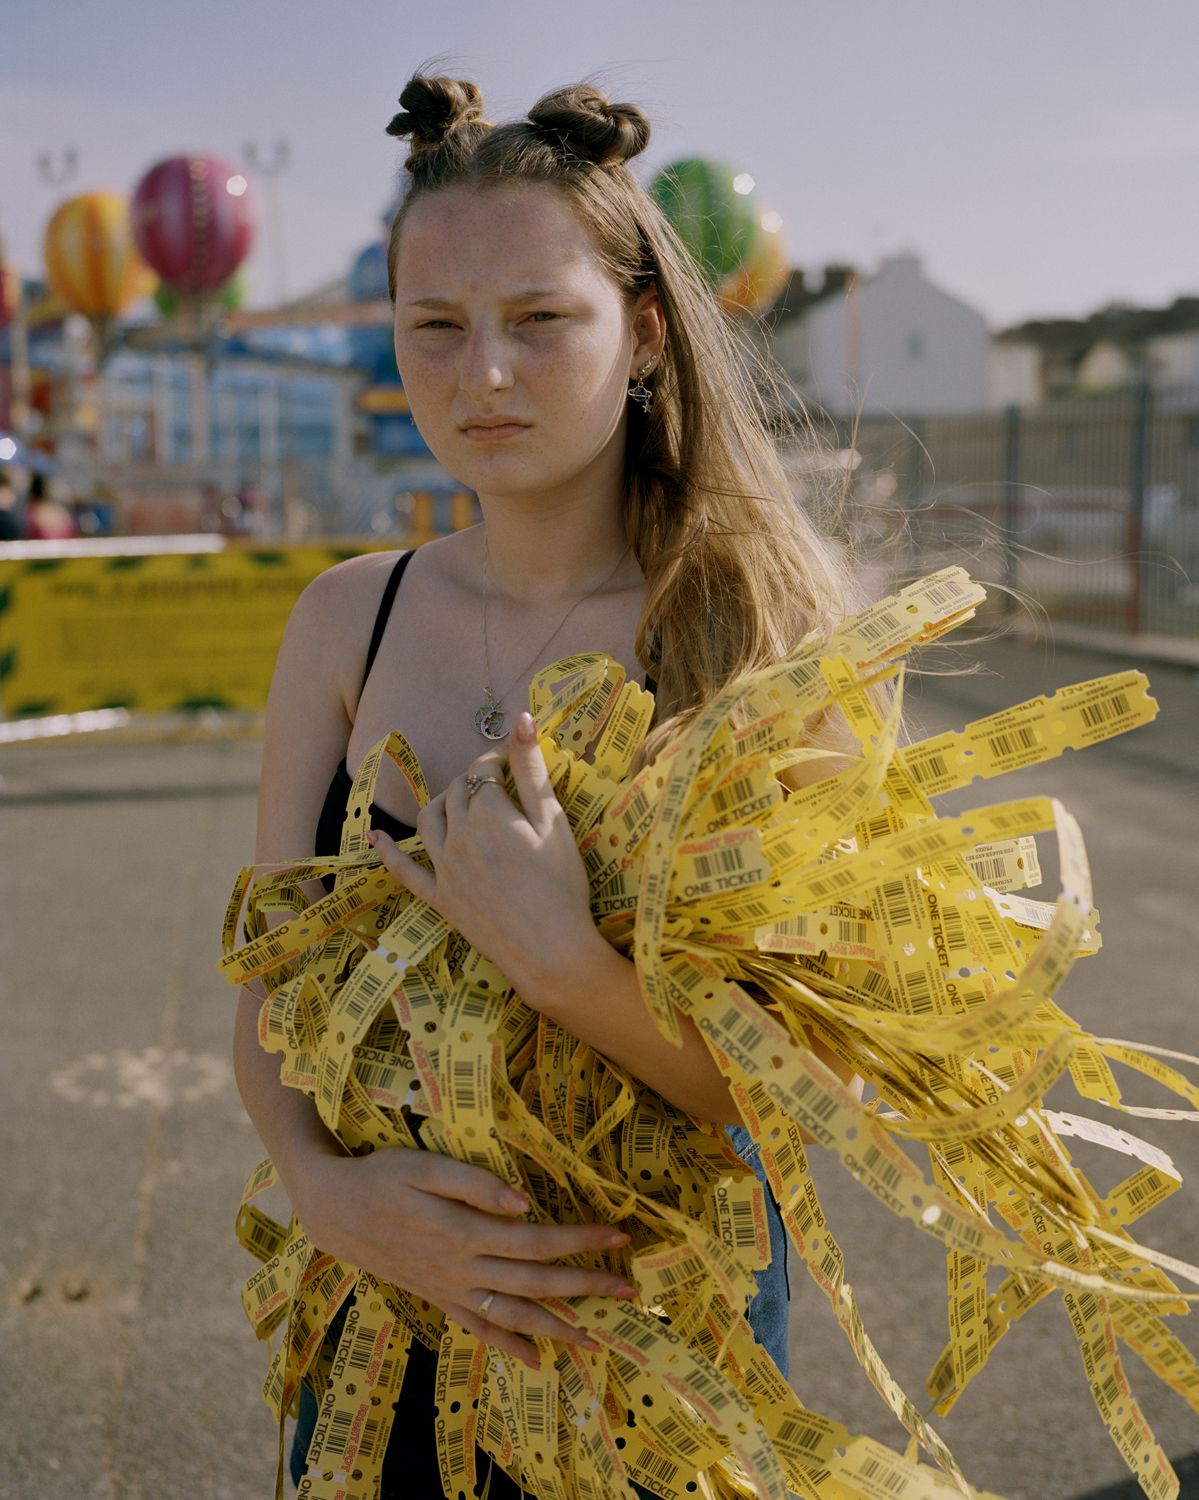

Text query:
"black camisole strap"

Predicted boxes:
[[361, 550, 414, 692]]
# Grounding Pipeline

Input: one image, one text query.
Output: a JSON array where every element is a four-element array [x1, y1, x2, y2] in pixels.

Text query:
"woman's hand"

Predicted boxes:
[[291, 1143, 636, 1369], [368, 710, 602, 1007], [366, 709, 742, 1121]]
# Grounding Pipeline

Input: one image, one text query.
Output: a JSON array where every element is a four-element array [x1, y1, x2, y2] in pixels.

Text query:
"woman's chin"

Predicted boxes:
[[436, 448, 565, 500]]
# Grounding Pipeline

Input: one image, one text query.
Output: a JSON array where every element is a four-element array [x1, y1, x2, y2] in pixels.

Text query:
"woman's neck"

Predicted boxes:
[[474, 487, 639, 602]]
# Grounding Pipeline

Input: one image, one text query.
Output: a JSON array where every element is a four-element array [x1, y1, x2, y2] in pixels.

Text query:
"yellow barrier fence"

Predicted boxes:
[[0, 536, 396, 720]]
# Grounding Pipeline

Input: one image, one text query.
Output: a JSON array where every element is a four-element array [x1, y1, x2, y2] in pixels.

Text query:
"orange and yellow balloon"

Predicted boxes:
[[43, 193, 157, 319]]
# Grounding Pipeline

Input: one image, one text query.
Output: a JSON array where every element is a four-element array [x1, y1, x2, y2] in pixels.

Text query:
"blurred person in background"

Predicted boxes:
[[233, 482, 269, 536], [0, 465, 22, 541], [24, 472, 77, 540]]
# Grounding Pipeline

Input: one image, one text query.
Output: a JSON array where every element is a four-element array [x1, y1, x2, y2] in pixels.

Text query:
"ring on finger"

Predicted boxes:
[[477, 1290, 497, 1320], [464, 773, 503, 802]]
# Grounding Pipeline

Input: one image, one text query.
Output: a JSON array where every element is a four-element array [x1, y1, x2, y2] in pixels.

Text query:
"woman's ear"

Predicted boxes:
[[629, 285, 667, 377]]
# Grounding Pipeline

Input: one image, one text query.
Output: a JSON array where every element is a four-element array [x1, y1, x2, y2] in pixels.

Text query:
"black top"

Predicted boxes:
[[315, 550, 417, 859], [313, 546, 654, 860]]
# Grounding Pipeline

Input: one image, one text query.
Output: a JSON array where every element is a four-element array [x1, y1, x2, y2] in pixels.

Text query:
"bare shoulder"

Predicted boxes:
[[292, 549, 407, 629], [270, 550, 407, 714]]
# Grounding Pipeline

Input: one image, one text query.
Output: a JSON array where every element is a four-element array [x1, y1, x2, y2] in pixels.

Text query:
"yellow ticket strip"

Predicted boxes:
[[899, 672, 1159, 796], [220, 567, 1198, 1500]]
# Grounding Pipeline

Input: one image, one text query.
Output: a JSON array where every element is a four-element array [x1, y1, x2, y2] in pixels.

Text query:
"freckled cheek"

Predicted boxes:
[[536, 339, 625, 415], [397, 351, 458, 433]]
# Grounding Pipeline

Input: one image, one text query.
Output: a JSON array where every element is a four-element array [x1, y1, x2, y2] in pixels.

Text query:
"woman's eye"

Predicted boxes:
[[527, 311, 559, 323], [416, 319, 456, 330]]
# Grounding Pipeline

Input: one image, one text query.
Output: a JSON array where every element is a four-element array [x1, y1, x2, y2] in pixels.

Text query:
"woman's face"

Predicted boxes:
[[392, 185, 656, 503]]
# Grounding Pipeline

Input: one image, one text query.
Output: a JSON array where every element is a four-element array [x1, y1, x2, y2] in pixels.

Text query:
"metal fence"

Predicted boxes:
[[823, 384, 1199, 639]]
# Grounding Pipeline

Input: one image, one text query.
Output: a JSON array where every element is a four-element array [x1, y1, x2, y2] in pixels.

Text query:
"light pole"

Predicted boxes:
[[242, 140, 290, 306], [36, 149, 79, 189]]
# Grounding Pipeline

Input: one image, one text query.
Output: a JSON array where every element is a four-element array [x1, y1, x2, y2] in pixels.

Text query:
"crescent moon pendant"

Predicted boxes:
[[473, 704, 509, 740]]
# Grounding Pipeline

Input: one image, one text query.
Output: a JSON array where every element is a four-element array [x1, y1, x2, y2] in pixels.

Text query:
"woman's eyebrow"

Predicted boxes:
[[405, 288, 568, 310], [507, 288, 566, 302]]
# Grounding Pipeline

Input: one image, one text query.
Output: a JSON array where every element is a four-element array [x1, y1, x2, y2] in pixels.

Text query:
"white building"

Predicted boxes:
[[791, 254, 989, 417], [1148, 330, 1199, 389], [1074, 339, 1135, 392]]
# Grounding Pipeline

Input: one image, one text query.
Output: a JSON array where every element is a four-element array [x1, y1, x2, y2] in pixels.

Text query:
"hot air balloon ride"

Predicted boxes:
[[650, 158, 788, 316], [42, 192, 158, 357], [131, 155, 257, 335]]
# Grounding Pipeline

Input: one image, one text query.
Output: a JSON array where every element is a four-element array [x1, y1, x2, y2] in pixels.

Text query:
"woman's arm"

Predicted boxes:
[[369, 712, 857, 1125], [237, 558, 638, 1369], [253, 559, 372, 870]]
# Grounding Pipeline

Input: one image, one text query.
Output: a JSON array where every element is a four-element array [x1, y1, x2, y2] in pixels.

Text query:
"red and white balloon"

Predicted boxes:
[[131, 155, 256, 295]]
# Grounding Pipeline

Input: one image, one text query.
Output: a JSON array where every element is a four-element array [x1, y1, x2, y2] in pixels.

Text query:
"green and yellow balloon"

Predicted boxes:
[[650, 158, 788, 315]]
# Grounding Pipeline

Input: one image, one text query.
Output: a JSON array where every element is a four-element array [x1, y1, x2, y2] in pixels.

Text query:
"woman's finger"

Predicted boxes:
[[450, 1298, 602, 1366], [477, 1214, 630, 1262], [468, 747, 510, 779], [446, 746, 512, 822], [444, 1302, 542, 1368], [367, 826, 436, 904], [399, 1150, 535, 1215], [506, 711, 560, 835], [416, 790, 449, 857], [476, 1257, 637, 1304], [479, 1293, 605, 1349]]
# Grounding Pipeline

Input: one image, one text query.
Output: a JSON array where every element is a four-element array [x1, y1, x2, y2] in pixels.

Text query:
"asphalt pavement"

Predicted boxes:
[[0, 632, 1195, 1500]]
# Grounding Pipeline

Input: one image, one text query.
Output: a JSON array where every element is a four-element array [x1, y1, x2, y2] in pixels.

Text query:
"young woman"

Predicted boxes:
[[234, 72, 859, 1499]]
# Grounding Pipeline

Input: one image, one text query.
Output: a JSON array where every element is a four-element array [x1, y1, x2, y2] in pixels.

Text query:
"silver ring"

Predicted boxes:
[[477, 1290, 497, 1320], [465, 773, 503, 801]]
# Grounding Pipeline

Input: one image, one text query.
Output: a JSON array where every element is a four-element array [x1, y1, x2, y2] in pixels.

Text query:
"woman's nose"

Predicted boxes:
[[459, 326, 514, 397]]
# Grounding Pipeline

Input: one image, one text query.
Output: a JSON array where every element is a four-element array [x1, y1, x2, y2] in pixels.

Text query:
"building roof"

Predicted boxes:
[[759, 264, 857, 328], [998, 296, 1199, 364]]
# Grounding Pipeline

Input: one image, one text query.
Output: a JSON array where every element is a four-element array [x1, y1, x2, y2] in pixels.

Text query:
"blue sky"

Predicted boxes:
[[4, 0, 1199, 328]]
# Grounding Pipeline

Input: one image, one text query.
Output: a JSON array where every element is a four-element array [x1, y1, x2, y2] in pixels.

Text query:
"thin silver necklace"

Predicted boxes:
[[472, 534, 632, 740]]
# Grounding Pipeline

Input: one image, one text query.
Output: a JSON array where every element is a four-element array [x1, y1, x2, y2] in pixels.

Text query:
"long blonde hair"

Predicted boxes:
[[385, 74, 860, 758]]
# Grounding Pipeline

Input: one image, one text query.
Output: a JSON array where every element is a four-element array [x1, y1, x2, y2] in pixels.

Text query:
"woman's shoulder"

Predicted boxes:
[[284, 530, 477, 651], [303, 546, 407, 600], [287, 548, 406, 632], [297, 530, 476, 609], [274, 550, 406, 686], [269, 550, 411, 717]]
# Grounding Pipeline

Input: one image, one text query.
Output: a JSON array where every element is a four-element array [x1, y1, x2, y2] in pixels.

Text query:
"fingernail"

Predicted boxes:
[[367, 829, 377, 845], [613, 1285, 638, 1300], [517, 711, 536, 742], [525, 1355, 541, 1370], [499, 1189, 530, 1212], [580, 1337, 601, 1353], [605, 1232, 630, 1248]]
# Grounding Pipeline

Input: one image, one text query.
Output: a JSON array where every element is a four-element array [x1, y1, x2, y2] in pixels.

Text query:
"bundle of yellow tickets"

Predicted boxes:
[[221, 567, 1199, 1500]]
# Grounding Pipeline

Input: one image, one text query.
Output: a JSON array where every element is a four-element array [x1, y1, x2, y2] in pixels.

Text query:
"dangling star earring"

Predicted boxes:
[[628, 355, 657, 413]]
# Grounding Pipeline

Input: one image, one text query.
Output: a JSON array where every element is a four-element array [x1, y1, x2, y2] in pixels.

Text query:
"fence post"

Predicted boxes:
[[905, 418, 926, 507], [1129, 378, 1151, 634], [1003, 404, 1021, 612]]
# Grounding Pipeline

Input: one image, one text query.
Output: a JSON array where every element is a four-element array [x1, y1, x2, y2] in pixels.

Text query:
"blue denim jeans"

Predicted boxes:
[[726, 1123, 791, 1378], [290, 1127, 789, 1498]]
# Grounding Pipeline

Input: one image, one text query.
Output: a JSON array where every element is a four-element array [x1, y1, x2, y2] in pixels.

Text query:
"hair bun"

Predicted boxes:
[[386, 74, 487, 167], [527, 85, 650, 167]]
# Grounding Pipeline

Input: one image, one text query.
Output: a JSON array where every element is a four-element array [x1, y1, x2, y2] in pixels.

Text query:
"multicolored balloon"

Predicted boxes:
[[131, 155, 256, 295], [42, 193, 157, 319], [650, 158, 788, 315]]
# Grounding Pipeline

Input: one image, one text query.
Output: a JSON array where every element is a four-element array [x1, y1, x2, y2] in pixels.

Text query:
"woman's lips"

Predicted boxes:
[[461, 420, 530, 442]]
